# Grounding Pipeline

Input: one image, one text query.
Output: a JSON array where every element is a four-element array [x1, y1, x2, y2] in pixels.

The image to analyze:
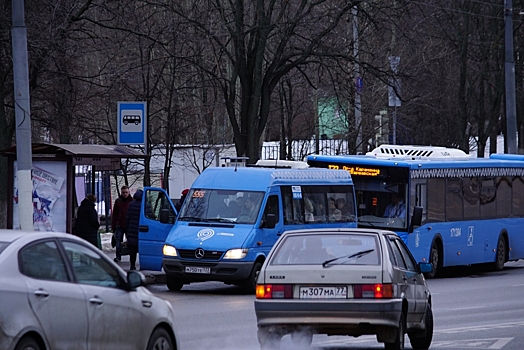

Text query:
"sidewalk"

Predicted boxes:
[[100, 233, 166, 285]]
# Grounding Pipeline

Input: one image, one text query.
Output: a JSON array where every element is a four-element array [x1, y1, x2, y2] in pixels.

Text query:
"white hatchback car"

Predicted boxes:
[[0, 230, 179, 350], [254, 228, 433, 350]]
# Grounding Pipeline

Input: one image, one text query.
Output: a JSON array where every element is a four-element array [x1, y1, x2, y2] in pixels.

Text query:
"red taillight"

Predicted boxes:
[[354, 284, 393, 298], [255, 284, 293, 299]]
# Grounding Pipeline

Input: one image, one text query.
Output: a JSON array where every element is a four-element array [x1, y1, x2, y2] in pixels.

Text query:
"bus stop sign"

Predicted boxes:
[[117, 101, 147, 145]]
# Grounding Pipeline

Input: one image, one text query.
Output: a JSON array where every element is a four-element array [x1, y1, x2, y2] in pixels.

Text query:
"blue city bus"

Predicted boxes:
[[308, 144, 524, 277], [137, 165, 357, 291]]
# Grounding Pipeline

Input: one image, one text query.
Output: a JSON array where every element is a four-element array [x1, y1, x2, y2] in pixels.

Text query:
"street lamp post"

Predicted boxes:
[[505, 0, 518, 154], [12, 0, 34, 230]]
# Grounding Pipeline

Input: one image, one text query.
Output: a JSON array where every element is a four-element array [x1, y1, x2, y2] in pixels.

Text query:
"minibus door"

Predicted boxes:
[[138, 187, 177, 271]]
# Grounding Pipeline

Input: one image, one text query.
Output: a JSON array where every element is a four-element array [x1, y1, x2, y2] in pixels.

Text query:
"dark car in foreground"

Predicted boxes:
[[0, 230, 179, 350], [254, 228, 433, 350]]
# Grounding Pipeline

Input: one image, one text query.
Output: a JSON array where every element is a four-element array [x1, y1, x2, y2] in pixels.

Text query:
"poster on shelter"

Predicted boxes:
[[13, 161, 67, 232]]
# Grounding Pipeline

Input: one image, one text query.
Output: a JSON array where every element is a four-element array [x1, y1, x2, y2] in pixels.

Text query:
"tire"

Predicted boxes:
[[291, 331, 313, 348], [385, 312, 405, 350], [409, 305, 434, 350], [147, 328, 174, 350], [15, 337, 41, 350], [244, 261, 262, 294], [425, 241, 440, 279], [493, 235, 507, 271], [166, 275, 184, 291], [257, 327, 281, 350]]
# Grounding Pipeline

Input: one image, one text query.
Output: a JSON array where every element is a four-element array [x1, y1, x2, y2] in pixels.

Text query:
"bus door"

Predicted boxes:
[[138, 187, 177, 271], [259, 193, 281, 249]]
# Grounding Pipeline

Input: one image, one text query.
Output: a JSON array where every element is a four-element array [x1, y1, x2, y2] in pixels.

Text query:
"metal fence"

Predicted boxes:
[[260, 139, 351, 161]]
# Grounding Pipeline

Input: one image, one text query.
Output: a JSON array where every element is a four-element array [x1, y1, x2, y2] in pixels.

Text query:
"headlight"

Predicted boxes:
[[223, 248, 248, 259], [163, 244, 178, 257]]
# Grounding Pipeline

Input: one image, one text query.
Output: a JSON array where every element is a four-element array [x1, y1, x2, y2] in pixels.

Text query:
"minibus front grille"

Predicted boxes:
[[178, 249, 224, 260]]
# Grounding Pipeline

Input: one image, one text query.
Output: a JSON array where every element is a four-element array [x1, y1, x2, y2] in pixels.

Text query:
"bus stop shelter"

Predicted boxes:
[[0, 143, 146, 233]]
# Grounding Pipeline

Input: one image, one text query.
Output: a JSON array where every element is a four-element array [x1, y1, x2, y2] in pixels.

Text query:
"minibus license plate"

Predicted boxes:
[[185, 266, 211, 274], [299, 286, 347, 299]]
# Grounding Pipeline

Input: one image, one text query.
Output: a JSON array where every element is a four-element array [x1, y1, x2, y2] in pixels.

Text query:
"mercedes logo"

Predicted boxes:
[[195, 248, 205, 259]]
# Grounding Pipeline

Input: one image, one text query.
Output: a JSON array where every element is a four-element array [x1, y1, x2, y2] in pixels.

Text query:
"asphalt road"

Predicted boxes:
[[146, 260, 524, 350]]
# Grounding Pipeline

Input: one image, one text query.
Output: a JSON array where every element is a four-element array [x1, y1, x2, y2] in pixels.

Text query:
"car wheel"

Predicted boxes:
[[426, 241, 440, 279], [244, 261, 262, 294], [290, 331, 313, 348], [493, 235, 506, 271], [166, 275, 184, 291], [15, 336, 41, 350], [257, 327, 281, 350], [385, 312, 405, 350], [409, 305, 434, 350], [146, 328, 174, 350]]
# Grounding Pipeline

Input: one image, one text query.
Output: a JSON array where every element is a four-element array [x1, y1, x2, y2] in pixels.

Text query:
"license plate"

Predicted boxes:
[[299, 286, 347, 299], [185, 266, 211, 274]]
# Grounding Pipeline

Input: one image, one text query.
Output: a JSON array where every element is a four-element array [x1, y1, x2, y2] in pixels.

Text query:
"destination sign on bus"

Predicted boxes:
[[328, 164, 381, 177]]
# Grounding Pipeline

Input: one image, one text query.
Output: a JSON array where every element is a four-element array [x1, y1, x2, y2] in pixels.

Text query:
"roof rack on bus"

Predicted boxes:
[[366, 144, 472, 160], [254, 159, 309, 169], [221, 156, 249, 171]]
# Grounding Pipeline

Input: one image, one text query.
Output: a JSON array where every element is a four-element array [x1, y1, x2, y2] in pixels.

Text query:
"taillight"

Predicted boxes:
[[354, 284, 393, 298], [255, 284, 293, 299]]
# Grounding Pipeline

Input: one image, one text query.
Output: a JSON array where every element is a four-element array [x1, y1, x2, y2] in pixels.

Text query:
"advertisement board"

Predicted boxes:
[[12, 161, 67, 232]]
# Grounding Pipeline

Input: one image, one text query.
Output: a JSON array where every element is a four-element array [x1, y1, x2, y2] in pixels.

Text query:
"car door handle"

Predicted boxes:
[[34, 289, 49, 297], [142, 300, 152, 308], [139, 225, 149, 232], [89, 297, 103, 305]]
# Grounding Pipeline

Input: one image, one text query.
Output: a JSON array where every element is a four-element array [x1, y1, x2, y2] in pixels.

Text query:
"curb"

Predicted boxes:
[[100, 232, 166, 285]]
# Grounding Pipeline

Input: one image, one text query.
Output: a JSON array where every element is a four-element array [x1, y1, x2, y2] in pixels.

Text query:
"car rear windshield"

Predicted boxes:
[[270, 234, 380, 266]]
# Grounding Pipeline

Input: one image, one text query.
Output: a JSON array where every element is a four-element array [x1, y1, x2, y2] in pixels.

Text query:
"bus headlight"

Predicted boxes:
[[163, 244, 178, 257], [223, 248, 248, 259]]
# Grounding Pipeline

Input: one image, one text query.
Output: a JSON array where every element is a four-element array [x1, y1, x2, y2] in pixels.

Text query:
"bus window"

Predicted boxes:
[[480, 178, 496, 219], [446, 178, 463, 221], [513, 177, 524, 216], [427, 178, 445, 222], [281, 185, 355, 224], [496, 177, 512, 218], [412, 181, 427, 224], [463, 177, 480, 220]]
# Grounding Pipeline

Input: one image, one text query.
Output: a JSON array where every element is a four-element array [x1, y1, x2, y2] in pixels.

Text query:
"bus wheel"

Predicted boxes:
[[166, 275, 184, 291], [244, 262, 262, 294], [493, 236, 507, 271], [426, 242, 440, 279]]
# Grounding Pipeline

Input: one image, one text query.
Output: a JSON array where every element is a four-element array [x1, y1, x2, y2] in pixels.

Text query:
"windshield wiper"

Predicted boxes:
[[206, 218, 236, 223], [178, 216, 203, 222], [322, 249, 375, 267], [358, 220, 376, 227]]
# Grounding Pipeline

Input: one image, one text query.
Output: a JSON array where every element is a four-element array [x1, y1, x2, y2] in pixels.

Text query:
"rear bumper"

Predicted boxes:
[[254, 299, 402, 336], [162, 258, 253, 283]]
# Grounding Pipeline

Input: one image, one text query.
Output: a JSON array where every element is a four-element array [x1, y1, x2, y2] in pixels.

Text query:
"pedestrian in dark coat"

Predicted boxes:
[[74, 194, 100, 247], [125, 189, 153, 270], [111, 186, 133, 262], [175, 188, 190, 212]]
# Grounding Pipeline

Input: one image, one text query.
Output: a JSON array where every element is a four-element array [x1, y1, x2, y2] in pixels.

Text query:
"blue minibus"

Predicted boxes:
[[308, 144, 524, 277], [137, 166, 357, 291]]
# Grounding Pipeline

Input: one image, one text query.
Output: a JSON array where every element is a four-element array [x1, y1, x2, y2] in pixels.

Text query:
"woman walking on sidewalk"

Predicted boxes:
[[125, 189, 153, 270], [74, 194, 100, 247]]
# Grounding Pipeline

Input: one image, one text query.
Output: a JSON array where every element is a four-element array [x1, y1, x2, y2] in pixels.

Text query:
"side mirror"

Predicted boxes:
[[127, 270, 146, 290], [410, 206, 423, 232], [159, 208, 170, 224], [264, 213, 276, 229], [418, 262, 433, 274]]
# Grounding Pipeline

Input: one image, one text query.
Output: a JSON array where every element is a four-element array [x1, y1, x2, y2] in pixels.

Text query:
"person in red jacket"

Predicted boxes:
[[111, 185, 133, 262]]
